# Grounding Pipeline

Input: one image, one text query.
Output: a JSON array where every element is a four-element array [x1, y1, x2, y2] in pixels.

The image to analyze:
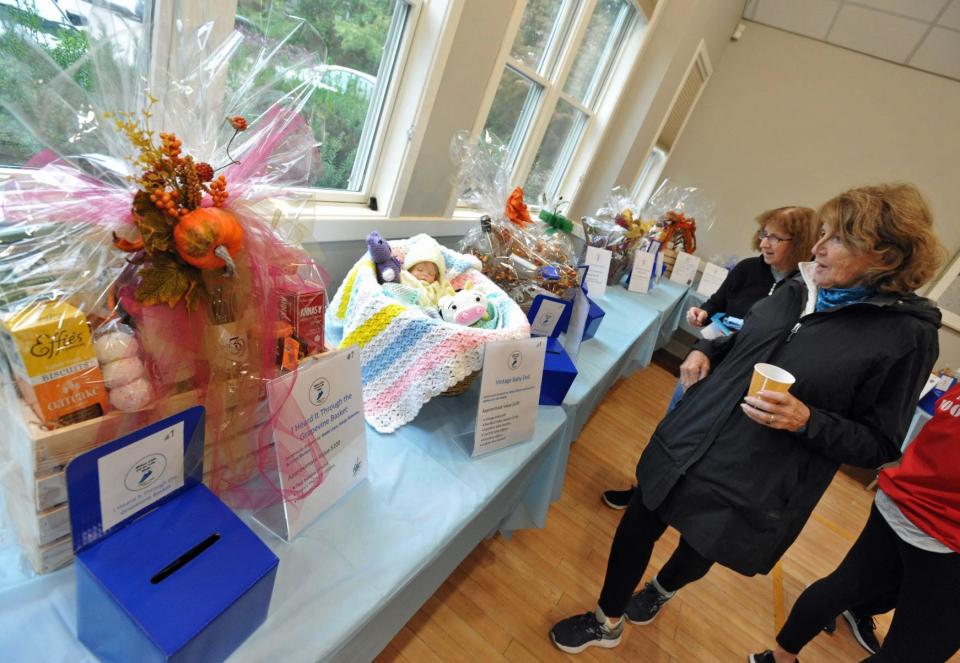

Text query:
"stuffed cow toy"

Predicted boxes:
[[438, 286, 490, 327]]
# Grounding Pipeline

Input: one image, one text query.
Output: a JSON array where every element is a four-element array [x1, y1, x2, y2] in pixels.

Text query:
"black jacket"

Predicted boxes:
[[701, 256, 779, 319], [636, 270, 940, 576]]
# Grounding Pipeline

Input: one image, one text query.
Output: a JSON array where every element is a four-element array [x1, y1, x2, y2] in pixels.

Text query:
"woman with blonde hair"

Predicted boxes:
[[552, 183, 942, 655]]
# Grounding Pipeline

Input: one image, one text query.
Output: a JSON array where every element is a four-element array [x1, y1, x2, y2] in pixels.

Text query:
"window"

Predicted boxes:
[[481, 0, 639, 203], [229, 0, 411, 197], [0, 1, 413, 204], [0, 0, 153, 166], [631, 40, 711, 208]]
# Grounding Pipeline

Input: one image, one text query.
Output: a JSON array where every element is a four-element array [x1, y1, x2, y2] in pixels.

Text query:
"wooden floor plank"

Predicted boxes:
[[377, 360, 960, 662]]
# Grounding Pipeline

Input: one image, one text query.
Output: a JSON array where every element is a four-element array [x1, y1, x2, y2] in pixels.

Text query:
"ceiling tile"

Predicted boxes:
[[849, 0, 950, 22], [828, 4, 930, 62], [753, 0, 840, 39], [939, 0, 960, 29], [909, 26, 960, 79]]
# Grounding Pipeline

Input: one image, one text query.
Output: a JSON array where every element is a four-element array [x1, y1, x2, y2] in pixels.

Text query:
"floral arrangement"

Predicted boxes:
[[109, 102, 250, 309]]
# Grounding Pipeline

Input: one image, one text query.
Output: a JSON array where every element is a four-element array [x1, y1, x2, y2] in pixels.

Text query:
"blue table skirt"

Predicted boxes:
[[0, 387, 567, 663], [0, 282, 687, 662]]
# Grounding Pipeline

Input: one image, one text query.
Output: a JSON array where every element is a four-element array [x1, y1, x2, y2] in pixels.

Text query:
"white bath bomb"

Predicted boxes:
[[102, 356, 145, 389], [94, 332, 140, 364], [109, 377, 153, 412]]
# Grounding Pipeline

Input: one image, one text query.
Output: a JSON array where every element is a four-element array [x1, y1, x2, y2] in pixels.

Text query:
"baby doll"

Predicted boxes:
[[399, 236, 455, 308]]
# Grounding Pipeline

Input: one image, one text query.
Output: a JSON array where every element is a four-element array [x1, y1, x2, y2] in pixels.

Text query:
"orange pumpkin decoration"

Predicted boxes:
[[173, 207, 245, 275]]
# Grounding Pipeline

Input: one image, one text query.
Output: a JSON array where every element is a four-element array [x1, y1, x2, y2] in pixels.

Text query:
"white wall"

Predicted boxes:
[[661, 21, 960, 368]]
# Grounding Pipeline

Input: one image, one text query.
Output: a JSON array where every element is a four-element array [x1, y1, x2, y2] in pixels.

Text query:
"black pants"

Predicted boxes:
[[598, 484, 714, 617], [777, 504, 960, 662]]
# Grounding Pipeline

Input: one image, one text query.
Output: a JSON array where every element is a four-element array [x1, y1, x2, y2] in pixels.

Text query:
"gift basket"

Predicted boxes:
[[454, 131, 580, 311], [581, 186, 651, 285], [0, 5, 335, 572], [326, 233, 530, 434], [637, 180, 715, 276]]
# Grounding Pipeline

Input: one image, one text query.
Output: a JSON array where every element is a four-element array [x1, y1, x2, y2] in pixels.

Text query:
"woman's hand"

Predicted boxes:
[[680, 350, 711, 389], [741, 390, 811, 432], [686, 306, 709, 327]]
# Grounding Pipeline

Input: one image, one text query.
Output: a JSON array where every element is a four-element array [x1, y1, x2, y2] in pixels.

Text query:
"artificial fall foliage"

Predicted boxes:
[[109, 99, 247, 308]]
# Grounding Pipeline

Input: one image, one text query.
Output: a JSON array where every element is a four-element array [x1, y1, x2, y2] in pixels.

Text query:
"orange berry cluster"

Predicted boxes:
[[209, 175, 228, 207], [195, 162, 214, 182], [159, 132, 182, 162], [150, 187, 185, 217]]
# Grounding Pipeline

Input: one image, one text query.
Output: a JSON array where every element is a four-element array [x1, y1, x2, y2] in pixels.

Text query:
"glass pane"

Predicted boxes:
[[564, 0, 632, 104], [510, 0, 565, 72], [0, 0, 151, 166], [232, 0, 407, 192], [525, 99, 585, 201], [482, 66, 541, 163]]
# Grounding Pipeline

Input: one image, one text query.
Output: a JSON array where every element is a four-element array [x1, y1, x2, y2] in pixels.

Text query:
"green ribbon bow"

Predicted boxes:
[[538, 209, 573, 234]]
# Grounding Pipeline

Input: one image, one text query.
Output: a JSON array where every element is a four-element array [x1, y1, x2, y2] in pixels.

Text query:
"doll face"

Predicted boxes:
[[409, 261, 438, 284]]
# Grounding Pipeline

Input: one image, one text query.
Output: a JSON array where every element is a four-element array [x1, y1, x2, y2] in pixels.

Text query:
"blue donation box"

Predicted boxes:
[[66, 406, 278, 663], [527, 295, 579, 406]]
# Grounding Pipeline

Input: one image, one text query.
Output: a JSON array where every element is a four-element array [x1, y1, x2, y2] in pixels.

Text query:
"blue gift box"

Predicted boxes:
[[527, 295, 579, 405], [582, 296, 605, 341], [539, 337, 578, 406], [66, 407, 278, 663]]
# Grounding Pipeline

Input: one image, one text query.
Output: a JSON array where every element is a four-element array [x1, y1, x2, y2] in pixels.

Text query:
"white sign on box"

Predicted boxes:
[[697, 262, 729, 297], [98, 421, 185, 532], [256, 349, 367, 541], [629, 251, 656, 294], [670, 251, 701, 287], [530, 298, 567, 337], [471, 337, 546, 457], [582, 246, 612, 298]]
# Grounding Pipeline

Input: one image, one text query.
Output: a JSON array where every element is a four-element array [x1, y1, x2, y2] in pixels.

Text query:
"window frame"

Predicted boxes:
[[0, 0, 420, 208], [470, 0, 641, 207]]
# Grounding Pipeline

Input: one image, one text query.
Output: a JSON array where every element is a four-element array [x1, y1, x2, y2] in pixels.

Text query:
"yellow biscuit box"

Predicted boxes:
[[0, 300, 108, 427]]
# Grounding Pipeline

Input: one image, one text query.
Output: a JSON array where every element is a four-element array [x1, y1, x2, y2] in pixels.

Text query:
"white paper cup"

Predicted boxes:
[[748, 363, 796, 400]]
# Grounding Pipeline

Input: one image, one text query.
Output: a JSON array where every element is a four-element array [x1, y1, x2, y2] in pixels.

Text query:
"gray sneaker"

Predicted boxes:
[[625, 582, 672, 624], [550, 611, 623, 654]]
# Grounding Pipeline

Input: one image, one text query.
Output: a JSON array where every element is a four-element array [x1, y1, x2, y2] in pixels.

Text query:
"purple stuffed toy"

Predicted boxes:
[[367, 231, 401, 284]]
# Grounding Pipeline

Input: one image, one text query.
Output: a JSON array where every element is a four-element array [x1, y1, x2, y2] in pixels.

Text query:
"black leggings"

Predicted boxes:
[[777, 504, 960, 662], [598, 484, 714, 617]]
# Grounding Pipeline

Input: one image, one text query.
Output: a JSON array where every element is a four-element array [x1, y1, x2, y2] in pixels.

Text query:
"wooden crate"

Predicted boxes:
[[1, 388, 270, 574]]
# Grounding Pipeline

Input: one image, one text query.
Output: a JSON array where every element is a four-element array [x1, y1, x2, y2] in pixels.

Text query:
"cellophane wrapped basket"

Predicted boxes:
[[326, 235, 530, 434], [638, 180, 716, 276], [581, 186, 651, 285], [0, 3, 342, 572], [454, 131, 580, 311]]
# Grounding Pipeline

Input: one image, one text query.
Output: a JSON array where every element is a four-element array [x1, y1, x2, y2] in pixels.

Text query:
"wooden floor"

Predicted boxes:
[[375, 361, 953, 663]]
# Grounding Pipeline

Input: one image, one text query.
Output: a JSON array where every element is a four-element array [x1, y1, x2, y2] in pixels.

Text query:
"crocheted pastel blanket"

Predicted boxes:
[[326, 234, 531, 433]]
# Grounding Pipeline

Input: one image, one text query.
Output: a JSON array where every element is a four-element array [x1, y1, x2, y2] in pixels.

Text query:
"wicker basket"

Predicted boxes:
[[440, 370, 480, 396]]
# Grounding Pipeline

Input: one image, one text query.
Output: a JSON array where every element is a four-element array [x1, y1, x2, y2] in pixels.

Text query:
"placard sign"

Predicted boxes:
[[256, 349, 367, 541], [583, 246, 612, 298], [471, 337, 546, 457], [697, 262, 729, 297], [670, 251, 701, 287], [628, 251, 656, 294]]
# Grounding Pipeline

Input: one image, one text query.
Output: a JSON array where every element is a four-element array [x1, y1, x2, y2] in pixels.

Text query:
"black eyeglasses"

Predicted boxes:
[[758, 230, 792, 246]]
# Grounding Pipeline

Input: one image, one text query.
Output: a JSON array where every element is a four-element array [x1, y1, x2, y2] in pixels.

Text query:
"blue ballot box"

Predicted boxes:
[[66, 406, 278, 663], [527, 295, 579, 405], [582, 296, 605, 341]]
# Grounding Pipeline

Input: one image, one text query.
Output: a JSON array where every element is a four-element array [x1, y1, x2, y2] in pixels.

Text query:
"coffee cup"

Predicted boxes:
[[748, 363, 796, 400]]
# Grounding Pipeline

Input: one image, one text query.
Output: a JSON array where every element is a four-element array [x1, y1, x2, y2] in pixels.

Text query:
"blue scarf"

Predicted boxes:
[[816, 284, 875, 312]]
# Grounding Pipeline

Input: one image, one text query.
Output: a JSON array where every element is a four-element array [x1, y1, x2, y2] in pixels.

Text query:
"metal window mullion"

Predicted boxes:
[[548, 0, 597, 88], [348, 0, 410, 192], [506, 57, 550, 89], [558, 90, 590, 116], [510, 84, 562, 191], [582, 3, 632, 108], [537, 0, 580, 78], [544, 107, 587, 199]]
